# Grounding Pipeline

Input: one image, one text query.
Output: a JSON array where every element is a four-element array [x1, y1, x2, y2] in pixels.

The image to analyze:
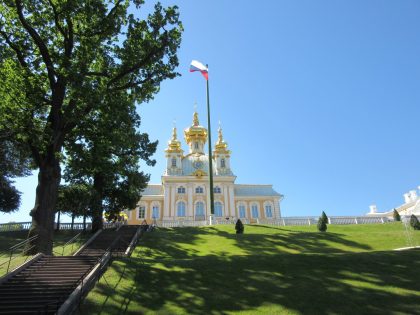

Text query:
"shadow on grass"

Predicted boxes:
[[80, 227, 420, 315]]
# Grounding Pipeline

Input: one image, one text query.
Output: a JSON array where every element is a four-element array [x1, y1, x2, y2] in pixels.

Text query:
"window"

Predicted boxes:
[[265, 205, 273, 218], [215, 202, 223, 217], [195, 201, 205, 216], [177, 201, 186, 217], [194, 142, 199, 149], [138, 206, 146, 219], [221, 158, 226, 168], [171, 158, 177, 167], [177, 186, 185, 194], [195, 186, 204, 194], [214, 186, 221, 193], [239, 205, 246, 218], [152, 205, 159, 219], [251, 204, 259, 218]]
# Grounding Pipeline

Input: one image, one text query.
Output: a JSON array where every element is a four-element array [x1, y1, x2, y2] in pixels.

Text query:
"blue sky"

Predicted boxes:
[[2, 0, 420, 223]]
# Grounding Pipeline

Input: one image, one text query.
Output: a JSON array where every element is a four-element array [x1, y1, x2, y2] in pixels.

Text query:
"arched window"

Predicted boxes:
[[138, 206, 146, 219], [251, 204, 259, 218], [195, 186, 204, 194], [221, 158, 226, 168], [214, 186, 221, 194], [195, 201, 205, 216], [215, 202, 223, 217], [171, 158, 177, 167], [177, 186, 185, 194], [265, 205, 273, 218], [194, 142, 199, 149], [152, 205, 159, 219], [239, 205, 246, 218], [177, 201, 186, 217]]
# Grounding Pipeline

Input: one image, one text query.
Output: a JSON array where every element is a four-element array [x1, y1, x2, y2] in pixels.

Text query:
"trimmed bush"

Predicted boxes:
[[410, 214, 420, 230], [317, 217, 327, 232], [393, 209, 401, 222], [321, 211, 329, 224], [235, 219, 244, 234]]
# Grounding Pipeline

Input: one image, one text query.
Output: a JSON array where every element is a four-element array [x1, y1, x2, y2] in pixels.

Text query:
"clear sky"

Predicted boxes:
[[2, 0, 420, 223]]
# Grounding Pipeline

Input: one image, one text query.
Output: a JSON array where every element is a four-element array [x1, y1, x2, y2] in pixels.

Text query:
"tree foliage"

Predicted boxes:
[[393, 209, 401, 222], [0, 133, 32, 212], [409, 214, 420, 230], [321, 211, 328, 224], [0, 0, 183, 254], [235, 219, 244, 234], [317, 217, 327, 232]]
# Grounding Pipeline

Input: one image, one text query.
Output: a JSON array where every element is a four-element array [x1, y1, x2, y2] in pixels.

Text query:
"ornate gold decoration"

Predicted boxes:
[[184, 111, 208, 144], [214, 126, 230, 155], [193, 169, 207, 177], [165, 126, 182, 154]]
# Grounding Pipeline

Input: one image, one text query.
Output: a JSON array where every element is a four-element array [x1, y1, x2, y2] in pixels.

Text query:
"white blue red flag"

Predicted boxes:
[[190, 60, 208, 80]]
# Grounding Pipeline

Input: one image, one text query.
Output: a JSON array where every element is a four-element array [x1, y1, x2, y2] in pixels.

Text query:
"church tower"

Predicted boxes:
[[213, 126, 232, 176], [164, 126, 183, 175], [184, 111, 207, 155]]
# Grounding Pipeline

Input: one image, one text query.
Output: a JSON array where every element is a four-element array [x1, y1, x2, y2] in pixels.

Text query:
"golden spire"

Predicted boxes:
[[193, 111, 199, 126], [214, 124, 230, 154], [165, 121, 182, 153]]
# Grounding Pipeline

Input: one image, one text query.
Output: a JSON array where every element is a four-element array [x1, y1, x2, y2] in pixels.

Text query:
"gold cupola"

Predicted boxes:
[[165, 126, 182, 154], [184, 111, 207, 154], [214, 126, 230, 155]]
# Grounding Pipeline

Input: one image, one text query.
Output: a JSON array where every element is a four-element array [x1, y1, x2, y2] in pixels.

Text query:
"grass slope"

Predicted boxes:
[[79, 223, 420, 315]]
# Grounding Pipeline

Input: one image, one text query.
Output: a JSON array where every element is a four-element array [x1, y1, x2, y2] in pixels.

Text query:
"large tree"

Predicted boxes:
[[64, 91, 157, 232], [0, 0, 182, 254]]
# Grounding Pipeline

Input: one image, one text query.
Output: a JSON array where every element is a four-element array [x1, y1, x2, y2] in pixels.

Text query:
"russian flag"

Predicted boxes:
[[190, 60, 208, 80]]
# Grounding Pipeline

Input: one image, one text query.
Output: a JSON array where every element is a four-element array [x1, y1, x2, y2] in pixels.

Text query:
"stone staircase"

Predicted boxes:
[[0, 225, 141, 314]]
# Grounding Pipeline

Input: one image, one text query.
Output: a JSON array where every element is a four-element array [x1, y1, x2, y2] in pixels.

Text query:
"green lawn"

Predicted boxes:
[[0, 230, 89, 276], [79, 223, 420, 315]]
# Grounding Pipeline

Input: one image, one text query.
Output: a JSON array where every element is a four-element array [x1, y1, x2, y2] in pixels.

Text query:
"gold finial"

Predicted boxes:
[[193, 101, 197, 112], [193, 111, 199, 126], [172, 126, 177, 141], [218, 126, 223, 142]]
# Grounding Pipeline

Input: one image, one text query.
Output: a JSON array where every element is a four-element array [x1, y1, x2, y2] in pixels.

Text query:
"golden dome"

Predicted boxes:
[[184, 112, 207, 144], [165, 127, 182, 153], [214, 126, 230, 155]]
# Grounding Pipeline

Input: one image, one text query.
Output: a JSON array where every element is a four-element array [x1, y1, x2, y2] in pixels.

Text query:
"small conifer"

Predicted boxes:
[[317, 217, 327, 232], [409, 214, 420, 230], [321, 211, 329, 224], [393, 209, 401, 222], [235, 219, 244, 234]]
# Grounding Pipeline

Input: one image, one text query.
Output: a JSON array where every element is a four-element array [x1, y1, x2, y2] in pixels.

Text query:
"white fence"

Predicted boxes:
[[152, 216, 391, 228], [0, 221, 122, 232]]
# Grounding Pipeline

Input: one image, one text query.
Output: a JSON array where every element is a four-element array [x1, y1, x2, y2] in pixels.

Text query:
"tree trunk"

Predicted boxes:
[[71, 214, 75, 230], [26, 161, 61, 255], [91, 174, 104, 233], [83, 211, 87, 232], [55, 211, 61, 231]]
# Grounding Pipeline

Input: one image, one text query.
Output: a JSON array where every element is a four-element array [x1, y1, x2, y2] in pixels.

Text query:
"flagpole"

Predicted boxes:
[[206, 64, 215, 220]]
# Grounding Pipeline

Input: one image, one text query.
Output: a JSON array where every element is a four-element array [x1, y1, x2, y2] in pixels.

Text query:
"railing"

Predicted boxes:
[[0, 235, 38, 274], [0, 221, 127, 233], [0, 222, 32, 232], [52, 232, 83, 257]]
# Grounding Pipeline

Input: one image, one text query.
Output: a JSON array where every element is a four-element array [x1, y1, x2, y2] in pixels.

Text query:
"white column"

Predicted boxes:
[[229, 185, 235, 217], [274, 198, 281, 218], [188, 184, 193, 218], [223, 184, 229, 216], [170, 185, 176, 219], [163, 184, 170, 219]]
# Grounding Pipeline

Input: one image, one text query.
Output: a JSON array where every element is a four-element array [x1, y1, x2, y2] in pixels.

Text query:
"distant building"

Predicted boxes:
[[126, 111, 283, 224], [367, 186, 420, 217]]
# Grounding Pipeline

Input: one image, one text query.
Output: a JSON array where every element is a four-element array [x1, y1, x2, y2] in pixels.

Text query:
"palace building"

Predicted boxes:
[[126, 111, 283, 224]]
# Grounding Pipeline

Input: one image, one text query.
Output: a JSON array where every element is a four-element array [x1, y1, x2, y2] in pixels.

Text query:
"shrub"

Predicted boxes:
[[235, 219, 244, 234], [393, 209, 401, 221], [409, 214, 420, 230], [321, 211, 329, 224], [317, 217, 327, 232]]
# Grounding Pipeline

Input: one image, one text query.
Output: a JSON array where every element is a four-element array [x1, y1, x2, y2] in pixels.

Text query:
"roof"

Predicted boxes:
[[234, 184, 282, 197], [142, 185, 163, 196]]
